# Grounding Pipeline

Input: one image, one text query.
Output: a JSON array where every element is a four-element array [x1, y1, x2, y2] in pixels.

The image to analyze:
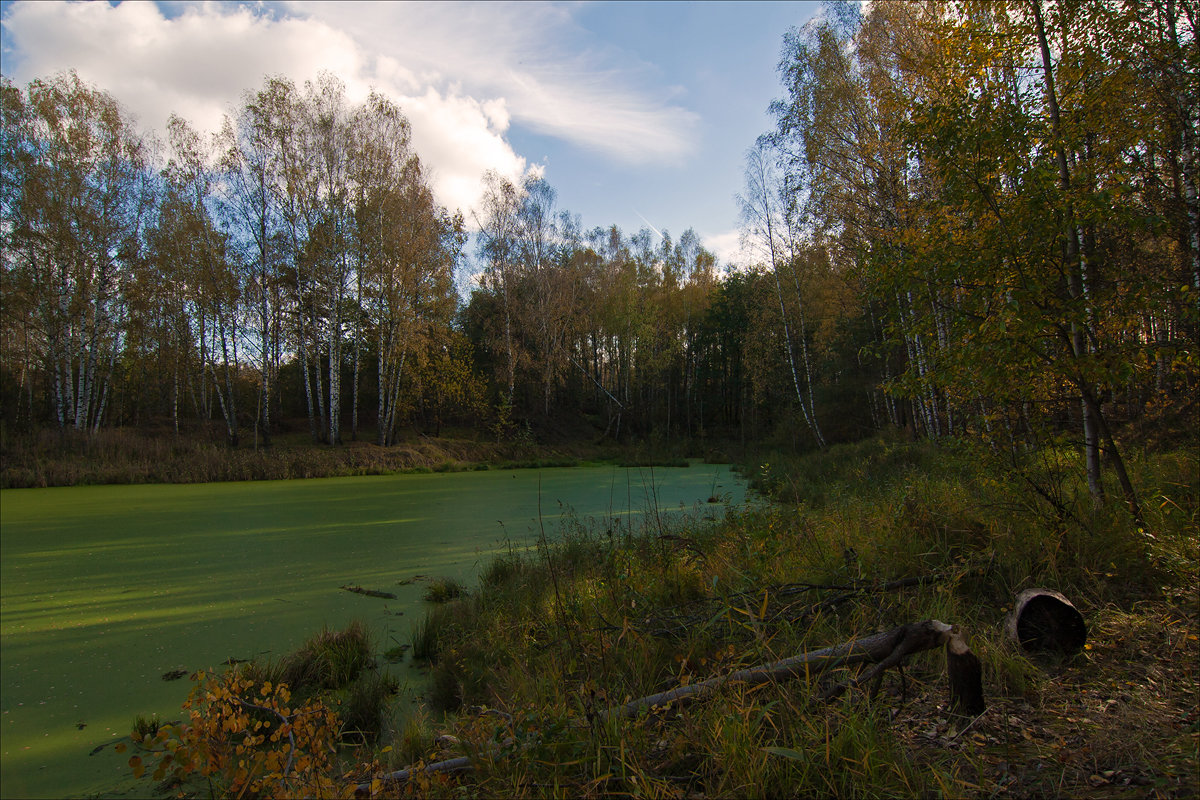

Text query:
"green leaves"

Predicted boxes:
[[763, 746, 807, 761]]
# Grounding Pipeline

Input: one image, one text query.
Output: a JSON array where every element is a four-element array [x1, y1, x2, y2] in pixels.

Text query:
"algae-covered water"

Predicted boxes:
[[0, 463, 746, 798]]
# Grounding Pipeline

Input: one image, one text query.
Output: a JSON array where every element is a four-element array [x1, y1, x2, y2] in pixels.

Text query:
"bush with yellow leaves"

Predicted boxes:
[[119, 669, 353, 798]]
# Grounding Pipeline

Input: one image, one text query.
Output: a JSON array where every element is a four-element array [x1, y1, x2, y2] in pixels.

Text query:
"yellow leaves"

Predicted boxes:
[[124, 670, 343, 799]]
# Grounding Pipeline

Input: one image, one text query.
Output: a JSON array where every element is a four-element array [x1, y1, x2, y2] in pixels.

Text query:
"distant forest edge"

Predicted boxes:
[[2, 1, 1197, 502]]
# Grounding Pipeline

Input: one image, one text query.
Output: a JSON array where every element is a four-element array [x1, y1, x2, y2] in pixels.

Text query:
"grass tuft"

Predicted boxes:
[[131, 713, 161, 741], [252, 620, 374, 693], [339, 672, 399, 743], [423, 577, 466, 603]]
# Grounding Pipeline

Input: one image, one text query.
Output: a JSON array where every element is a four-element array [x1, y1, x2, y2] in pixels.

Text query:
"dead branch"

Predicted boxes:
[[340, 585, 397, 599], [354, 740, 514, 797], [356, 619, 983, 794], [606, 619, 963, 720]]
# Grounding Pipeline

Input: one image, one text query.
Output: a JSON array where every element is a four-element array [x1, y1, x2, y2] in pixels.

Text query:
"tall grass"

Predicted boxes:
[[244, 619, 373, 694], [385, 436, 1198, 798]]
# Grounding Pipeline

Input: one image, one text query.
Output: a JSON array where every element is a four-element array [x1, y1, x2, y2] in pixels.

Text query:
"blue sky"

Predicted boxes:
[[0, 1, 820, 266]]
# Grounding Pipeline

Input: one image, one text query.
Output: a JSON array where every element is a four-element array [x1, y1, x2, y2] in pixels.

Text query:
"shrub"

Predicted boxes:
[[121, 670, 345, 798]]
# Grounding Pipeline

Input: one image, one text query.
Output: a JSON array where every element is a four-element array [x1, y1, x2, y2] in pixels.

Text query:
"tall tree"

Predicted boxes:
[[739, 138, 825, 447], [163, 115, 242, 446], [217, 95, 286, 448], [1, 72, 152, 432], [475, 170, 524, 409]]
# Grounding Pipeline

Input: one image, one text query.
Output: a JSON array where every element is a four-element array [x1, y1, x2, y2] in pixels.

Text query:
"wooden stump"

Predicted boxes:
[[1004, 588, 1087, 655], [946, 629, 986, 714]]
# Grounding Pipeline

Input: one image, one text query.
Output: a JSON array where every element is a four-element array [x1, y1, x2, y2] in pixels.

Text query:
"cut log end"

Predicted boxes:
[[1005, 588, 1087, 655]]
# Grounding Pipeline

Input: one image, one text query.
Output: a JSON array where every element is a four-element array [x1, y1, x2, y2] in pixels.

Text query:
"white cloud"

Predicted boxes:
[[0, 2, 524, 218], [1, 0, 699, 220], [702, 230, 756, 270], [3, 2, 363, 140], [282, 1, 699, 165], [400, 88, 527, 217]]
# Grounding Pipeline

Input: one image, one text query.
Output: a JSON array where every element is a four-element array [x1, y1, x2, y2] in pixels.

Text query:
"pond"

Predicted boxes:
[[0, 462, 748, 798]]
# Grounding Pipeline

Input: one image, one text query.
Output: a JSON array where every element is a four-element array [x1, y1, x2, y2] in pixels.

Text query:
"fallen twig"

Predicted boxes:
[[340, 584, 397, 599]]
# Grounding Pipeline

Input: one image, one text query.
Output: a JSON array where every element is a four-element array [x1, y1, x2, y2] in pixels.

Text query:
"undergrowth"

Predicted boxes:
[[380, 436, 1197, 798], [124, 436, 1199, 798], [0, 427, 595, 488]]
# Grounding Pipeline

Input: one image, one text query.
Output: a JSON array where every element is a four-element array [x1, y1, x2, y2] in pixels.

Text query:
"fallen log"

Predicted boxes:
[[1004, 588, 1086, 655], [355, 619, 982, 795], [604, 619, 978, 720]]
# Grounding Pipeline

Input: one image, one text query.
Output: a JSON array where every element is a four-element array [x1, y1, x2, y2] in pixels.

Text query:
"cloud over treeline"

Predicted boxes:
[[1, 1, 697, 218]]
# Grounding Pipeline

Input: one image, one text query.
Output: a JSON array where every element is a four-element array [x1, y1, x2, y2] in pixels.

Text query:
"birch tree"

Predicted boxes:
[[217, 98, 285, 448], [0, 72, 151, 432], [163, 115, 242, 446], [739, 138, 826, 447]]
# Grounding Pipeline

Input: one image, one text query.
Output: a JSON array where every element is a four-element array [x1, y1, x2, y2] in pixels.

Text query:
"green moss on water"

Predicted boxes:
[[0, 463, 747, 798]]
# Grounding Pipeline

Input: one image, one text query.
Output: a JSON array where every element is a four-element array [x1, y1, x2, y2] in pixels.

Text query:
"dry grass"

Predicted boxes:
[[364, 437, 1198, 798], [0, 426, 598, 488]]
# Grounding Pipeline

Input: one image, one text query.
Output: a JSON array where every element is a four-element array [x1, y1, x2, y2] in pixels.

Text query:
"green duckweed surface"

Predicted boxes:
[[0, 463, 746, 798]]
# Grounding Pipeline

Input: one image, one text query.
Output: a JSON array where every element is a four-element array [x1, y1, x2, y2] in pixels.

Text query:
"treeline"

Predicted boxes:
[[462, 175, 871, 444], [0, 71, 869, 449], [1, 72, 465, 447], [3, 0, 1196, 479]]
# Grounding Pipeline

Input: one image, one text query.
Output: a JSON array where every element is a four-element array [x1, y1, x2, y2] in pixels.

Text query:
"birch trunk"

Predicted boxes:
[[1033, 0, 1103, 502]]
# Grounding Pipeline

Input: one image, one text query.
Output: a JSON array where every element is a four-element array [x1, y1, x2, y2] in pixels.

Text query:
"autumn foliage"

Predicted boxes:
[[120, 670, 352, 798]]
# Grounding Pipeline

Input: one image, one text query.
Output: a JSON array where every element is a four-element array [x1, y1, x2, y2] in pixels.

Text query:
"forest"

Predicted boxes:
[[0, 69, 800, 458], [3, 1, 1198, 494], [1, 0, 1197, 797], [2, 0, 1196, 486]]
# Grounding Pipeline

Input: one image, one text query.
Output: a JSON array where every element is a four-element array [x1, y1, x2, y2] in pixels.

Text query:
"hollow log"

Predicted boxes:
[[1004, 588, 1087, 655]]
